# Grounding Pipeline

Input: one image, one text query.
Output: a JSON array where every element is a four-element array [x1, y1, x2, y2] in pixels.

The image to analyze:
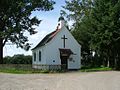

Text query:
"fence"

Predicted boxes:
[[0, 64, 32, 70]]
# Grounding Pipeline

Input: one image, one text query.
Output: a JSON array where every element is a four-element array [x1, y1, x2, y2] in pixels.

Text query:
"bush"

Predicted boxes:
[[3, 54, 32, 64]]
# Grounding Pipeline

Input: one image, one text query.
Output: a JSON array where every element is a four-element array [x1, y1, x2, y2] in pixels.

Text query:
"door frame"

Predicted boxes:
[[60, 55, 68, 69]]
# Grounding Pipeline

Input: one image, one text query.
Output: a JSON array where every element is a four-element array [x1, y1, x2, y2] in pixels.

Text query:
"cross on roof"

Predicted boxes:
[[61, 35, 67, 48]]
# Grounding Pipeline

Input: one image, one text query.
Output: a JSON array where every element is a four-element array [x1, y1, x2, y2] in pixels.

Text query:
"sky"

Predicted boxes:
[[3, 0, 68, 57]]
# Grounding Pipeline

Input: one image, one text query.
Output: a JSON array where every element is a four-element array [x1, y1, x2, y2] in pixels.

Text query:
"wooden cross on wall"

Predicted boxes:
[[61, 35, 67, 48]]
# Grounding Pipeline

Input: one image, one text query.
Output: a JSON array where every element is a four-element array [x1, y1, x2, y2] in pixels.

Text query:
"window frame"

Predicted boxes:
[[39, 51, 41, 61], [34, 52, 36, 62]]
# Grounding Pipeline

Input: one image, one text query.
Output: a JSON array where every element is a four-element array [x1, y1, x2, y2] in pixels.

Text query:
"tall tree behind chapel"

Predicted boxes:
[[62, 0, 120, 69]]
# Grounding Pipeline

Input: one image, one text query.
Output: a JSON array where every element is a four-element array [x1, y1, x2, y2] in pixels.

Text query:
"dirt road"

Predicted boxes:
[[0, 71, 120, 90]]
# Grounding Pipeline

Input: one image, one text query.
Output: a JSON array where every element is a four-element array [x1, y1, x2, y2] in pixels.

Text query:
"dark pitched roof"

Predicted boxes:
[[32, 29, 60, 50]]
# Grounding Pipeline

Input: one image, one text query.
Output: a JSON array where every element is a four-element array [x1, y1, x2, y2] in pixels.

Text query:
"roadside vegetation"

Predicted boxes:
[[0, 54, 114, 74], [3, 54, 32, 64], [80, 67, 112, 72], [0, 66, 113, 74], [0, 66, 65, 74]]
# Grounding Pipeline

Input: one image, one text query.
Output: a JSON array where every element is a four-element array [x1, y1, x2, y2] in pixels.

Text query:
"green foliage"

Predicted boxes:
[[0, 66, 112, 74], [0, 0, 55, 63], [0, 68, 66, 74], [62, 0, 120, 69], [0, 68, 31, 74], [0, 0, 55, 48], [87, 0, 120, 69], [80, 67, 112, 72], [3, 54, 32, 64]]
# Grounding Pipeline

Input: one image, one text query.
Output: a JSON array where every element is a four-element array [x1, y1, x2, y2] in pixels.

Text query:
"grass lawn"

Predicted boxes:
[[0, 67, 113, 74], [80, 67, 112, 72], [0, 68, 57, 74], [0, 68, 35, 74]]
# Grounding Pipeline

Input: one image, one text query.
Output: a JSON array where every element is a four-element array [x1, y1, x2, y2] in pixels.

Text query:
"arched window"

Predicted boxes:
[[34, 52, 36, 61], [39, 51, 41, 61]]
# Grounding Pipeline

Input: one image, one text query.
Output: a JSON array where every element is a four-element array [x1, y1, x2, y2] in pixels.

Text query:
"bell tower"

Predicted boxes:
[[58, 16, 65, 29]]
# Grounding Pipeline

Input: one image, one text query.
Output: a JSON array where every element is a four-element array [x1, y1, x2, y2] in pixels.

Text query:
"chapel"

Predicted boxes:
[[32, 16, 81, 70]]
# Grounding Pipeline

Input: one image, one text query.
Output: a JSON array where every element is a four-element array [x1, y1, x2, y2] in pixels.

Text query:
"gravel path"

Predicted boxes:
[[0, 71, 120, 90]]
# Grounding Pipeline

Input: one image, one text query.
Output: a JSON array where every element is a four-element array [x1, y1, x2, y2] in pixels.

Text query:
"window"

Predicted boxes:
[[34, 52, 36, 61], [39, 51, 41, 61]]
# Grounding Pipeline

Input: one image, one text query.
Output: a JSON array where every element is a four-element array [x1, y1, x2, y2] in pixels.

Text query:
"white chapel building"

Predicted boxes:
[[32, 16, 81, 70]]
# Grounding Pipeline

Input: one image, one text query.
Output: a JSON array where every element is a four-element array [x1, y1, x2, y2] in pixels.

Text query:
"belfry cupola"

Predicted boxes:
[[57, 16, 65, 29]]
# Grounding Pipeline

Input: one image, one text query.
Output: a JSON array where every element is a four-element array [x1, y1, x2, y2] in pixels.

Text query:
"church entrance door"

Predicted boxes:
[[59, 48, 73, 70], [61, 56, 68, 69]]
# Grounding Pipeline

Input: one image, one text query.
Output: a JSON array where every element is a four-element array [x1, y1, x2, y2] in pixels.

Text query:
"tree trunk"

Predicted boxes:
[[0, 38, 3, 64]]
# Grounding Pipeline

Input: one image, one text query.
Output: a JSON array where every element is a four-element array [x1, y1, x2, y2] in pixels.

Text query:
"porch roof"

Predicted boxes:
[[59, 48, 74, 56]]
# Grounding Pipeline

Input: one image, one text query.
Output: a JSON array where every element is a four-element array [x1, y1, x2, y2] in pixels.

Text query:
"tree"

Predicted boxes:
[[62, 0, 120, 69], [0, 0, 55, 63], [88, 0, 120, 68], [3, 54, 32, 64]]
